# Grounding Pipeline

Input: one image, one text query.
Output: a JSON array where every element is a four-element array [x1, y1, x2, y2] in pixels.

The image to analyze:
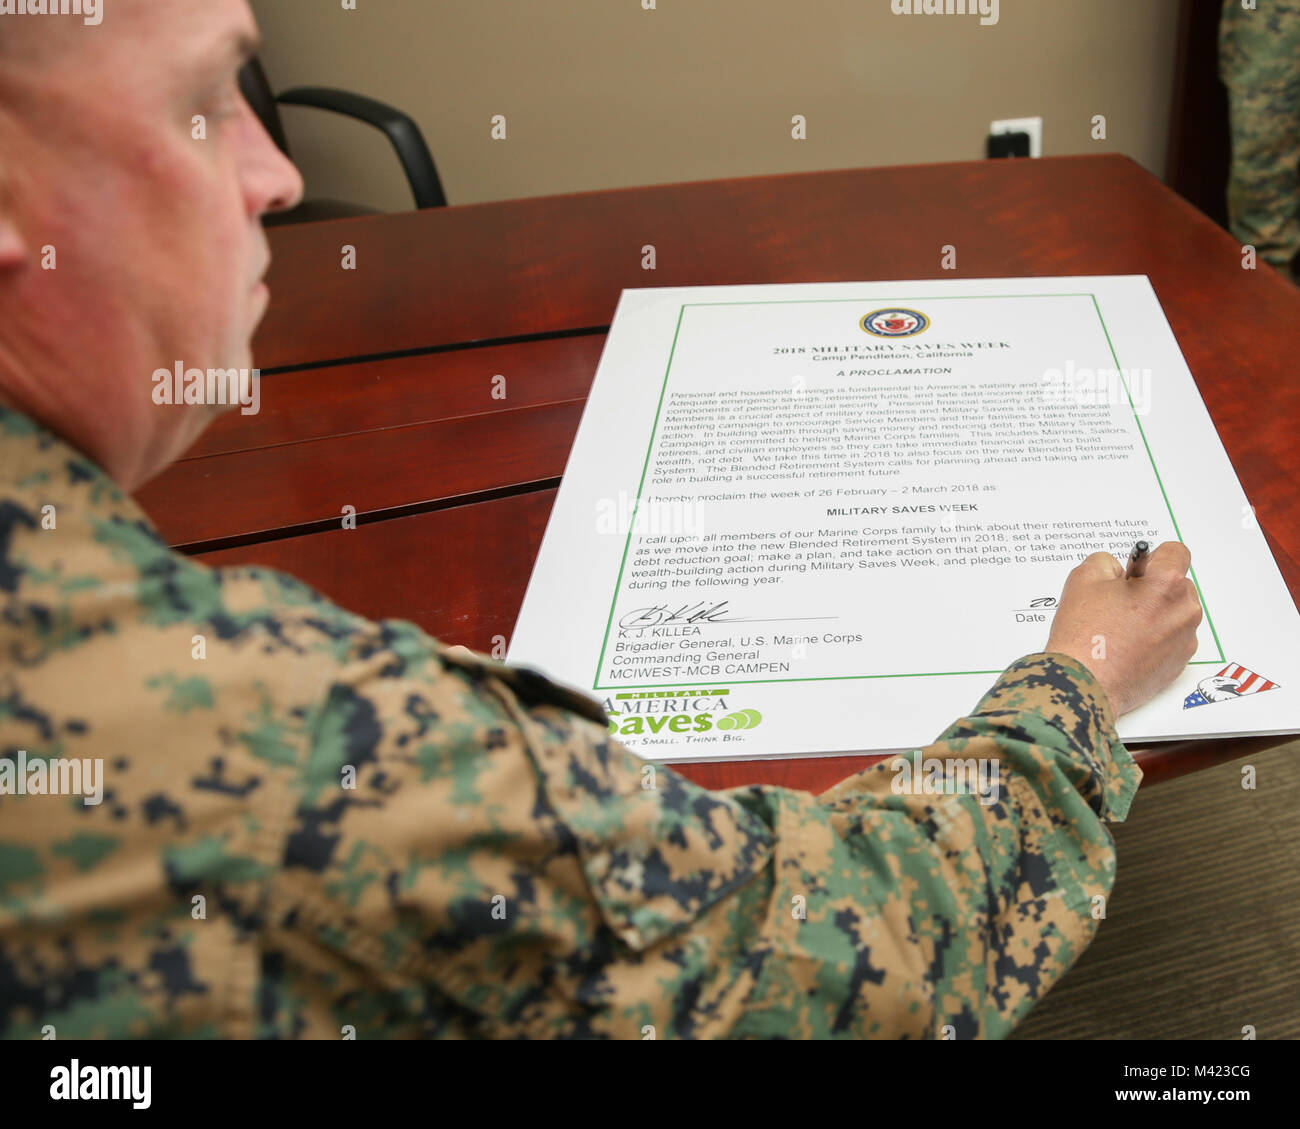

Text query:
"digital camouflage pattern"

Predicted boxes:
[[0, 405, 1141, 1039], [1219, 0, 1300, 279]]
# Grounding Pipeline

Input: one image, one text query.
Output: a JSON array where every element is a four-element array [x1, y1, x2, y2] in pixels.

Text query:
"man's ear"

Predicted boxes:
[[0, 162, 25, 269], [0, 176, 25, 271], [0, 214, 25, 270]]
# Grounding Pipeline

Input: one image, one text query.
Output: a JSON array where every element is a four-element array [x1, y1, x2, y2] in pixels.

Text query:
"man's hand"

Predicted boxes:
[[1045, 542, 1204, 719]]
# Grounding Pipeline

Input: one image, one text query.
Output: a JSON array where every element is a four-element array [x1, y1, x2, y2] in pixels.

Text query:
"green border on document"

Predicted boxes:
[[592, 293, 1226, 690]]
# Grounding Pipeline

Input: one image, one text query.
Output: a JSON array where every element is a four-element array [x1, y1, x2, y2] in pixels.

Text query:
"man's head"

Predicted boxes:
[[0, 0, 303, 489]]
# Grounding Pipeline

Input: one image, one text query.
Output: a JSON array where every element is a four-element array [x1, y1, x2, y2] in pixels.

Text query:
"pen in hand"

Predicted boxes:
[[1047, 539, 1202, 718], [1124, 540, 1150, 579]]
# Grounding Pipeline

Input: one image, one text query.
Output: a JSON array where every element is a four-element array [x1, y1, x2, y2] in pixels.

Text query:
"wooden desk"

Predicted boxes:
[[135, 154, 1300, 793]]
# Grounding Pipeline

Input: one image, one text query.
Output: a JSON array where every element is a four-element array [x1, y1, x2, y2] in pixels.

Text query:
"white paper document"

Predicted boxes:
[[508, 276, 1300, 762]]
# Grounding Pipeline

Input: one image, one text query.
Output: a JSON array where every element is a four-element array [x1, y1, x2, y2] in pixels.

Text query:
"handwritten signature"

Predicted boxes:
[[619, 601, 736, 629]]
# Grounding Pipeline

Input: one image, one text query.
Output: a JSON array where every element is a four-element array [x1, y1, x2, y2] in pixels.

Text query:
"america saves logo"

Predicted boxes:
[[603, 687, 764, 738], [861, 307, 930, 337]]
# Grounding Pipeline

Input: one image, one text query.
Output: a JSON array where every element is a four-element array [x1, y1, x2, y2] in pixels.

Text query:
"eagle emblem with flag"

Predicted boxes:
[[1184, 661, 1280, 708]]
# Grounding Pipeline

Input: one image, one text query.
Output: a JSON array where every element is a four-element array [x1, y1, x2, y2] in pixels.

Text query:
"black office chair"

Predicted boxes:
[[238, 58, 447, 225]]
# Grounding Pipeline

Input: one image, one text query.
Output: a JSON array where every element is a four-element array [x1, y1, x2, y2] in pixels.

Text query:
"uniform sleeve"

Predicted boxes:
[[277, 629, 1138, 1040]]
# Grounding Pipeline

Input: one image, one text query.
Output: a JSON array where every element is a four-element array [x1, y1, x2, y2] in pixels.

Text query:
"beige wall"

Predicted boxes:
[[250, 0, 1181, 213]]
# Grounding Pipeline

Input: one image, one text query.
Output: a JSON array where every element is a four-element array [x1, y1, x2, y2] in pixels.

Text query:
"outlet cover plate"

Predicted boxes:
[[989, 116, 1042, 158]]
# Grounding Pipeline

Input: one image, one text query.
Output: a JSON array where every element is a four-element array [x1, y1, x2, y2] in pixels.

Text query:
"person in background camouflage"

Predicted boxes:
[[1220, 0, 1300, 281], [0, 1, 1203, 1039]]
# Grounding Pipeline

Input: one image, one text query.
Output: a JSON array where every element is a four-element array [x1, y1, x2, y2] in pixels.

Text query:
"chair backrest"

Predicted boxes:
[[238, 58, 291, 157]]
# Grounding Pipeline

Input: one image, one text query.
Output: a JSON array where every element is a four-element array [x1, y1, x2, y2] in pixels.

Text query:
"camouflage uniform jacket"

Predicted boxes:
[[0, 405, 1141, 1039]]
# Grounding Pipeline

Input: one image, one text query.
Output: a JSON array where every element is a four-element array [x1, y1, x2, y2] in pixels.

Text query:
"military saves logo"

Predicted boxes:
[[603, 687, 763, 739]]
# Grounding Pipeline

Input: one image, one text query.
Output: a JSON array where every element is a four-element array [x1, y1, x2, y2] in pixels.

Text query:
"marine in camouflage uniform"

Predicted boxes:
[[0, 404, 1140, 1039], [1219, 0, 1300, 280]]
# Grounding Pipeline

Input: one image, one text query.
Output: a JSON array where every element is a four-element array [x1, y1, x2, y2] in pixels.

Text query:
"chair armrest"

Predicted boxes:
[[275, 86, 447, 209]]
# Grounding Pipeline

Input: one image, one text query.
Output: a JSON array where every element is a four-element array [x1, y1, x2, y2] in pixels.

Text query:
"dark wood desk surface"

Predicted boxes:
[[135, 154, 1300, 792]]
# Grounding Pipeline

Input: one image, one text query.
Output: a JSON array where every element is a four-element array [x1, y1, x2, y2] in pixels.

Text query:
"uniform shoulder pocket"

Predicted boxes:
[[433, 643, 610, 729], [435, 643, 775, 952]]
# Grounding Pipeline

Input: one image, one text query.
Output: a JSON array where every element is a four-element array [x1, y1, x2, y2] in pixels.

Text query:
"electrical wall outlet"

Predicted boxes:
[[989, 116, 1042, 158]]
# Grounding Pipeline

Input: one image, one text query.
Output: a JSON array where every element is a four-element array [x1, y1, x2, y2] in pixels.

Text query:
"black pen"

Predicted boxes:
[[1125, 540, 1150, 579]]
